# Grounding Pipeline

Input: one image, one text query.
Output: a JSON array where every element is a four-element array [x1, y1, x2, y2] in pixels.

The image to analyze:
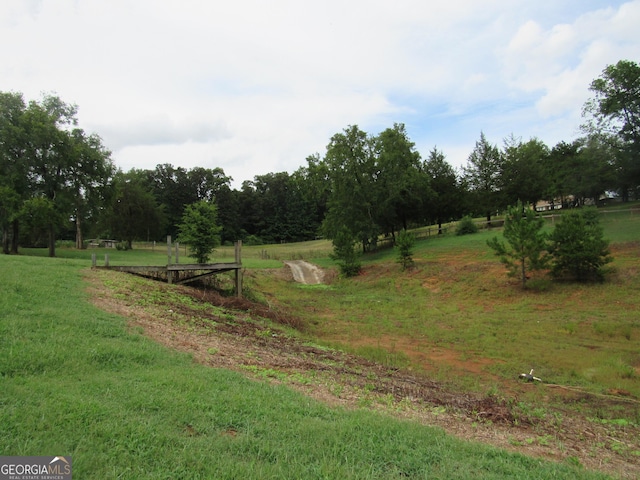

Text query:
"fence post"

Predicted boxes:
[[167, 235, 172, 265], [104, 254, 109, 267], [235, 240, 243, 298], [91, 253, 96, 267], [175, 242, 179, 264]]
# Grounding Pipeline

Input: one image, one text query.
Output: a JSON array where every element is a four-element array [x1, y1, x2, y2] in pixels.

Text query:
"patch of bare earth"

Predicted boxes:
[[86, 268, 640, 479]]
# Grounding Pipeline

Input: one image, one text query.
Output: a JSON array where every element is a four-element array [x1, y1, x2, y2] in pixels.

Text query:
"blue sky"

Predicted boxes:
[[2, 0, 638, 187]]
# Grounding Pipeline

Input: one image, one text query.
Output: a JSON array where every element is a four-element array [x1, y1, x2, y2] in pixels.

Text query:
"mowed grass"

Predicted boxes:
[[0, 255, 606, 478], [251, 208, 640, 405]]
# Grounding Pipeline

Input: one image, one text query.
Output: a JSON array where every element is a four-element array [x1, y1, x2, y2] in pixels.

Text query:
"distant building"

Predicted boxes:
[[535, 199, 566, 212]]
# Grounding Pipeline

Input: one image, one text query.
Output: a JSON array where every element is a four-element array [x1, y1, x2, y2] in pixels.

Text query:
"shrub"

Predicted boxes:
[[547, 208, 612, 281], [330, 227, 361, 277], [456, 216, 478, 236], [115, 241, 131, 251], [395, 230, 415, 271], [244, 235, 264, 246]]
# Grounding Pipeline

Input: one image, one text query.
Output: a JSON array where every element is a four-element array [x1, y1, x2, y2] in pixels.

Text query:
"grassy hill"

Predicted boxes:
[[2, 207, 639, 478]]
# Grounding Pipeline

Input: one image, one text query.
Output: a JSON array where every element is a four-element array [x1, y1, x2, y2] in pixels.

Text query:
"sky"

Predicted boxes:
[[2, 0, 639, 188]]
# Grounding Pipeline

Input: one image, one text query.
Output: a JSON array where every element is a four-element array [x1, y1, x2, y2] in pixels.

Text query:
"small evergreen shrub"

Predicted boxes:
[[244, 235, 264, 246], [395, 230, 415, 271], [456, 216, 478, 236], [330, 227, 361, 277], [547, 208, 612, 281]]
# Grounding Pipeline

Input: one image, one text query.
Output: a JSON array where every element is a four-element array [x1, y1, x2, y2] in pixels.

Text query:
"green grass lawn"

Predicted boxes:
[[0, 255, 608, 479]]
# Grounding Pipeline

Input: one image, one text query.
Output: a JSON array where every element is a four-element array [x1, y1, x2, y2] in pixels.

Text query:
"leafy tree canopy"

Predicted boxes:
[[178, 201, 221, 264], [501, 135, 549, 209], [463, 132, 502, 224], [424, 147, 463, 233], [583, 59, 640, 198], [584, 59, 640, 145]]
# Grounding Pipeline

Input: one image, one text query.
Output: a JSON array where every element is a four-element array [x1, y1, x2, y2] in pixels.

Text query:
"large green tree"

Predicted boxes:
[[545, 138, 613, 208], [322, 124, 434, 253], [501, 136, 550, 209], [107, 171, 166, 248], [65, 128, 115, 249], [463, 132, 503, 225], [583, 59, 640, 199], [575, 135, 616, 204], [189, 166, 231, 203], [0, 92, 29, 253], [608, 134, 638, 202], [0, 186, 21, 254], [178, 201, 221, 264], [0, 92, 113, 255], [546, 141, 581, 209], [149, 164, 195, 239], [373, 123, 431, 234], [322, 125, 379, 251], [293, 153, 331, 235], [18, 197, 62, 248], [424, 147, 463, 234], [292, 153, 331, 240], [237, 180, 263, 241], [247, 172, 316, 243], [214, 183, 242, 244], [147, 164, 233, 240], [584, 59, 640, 146]]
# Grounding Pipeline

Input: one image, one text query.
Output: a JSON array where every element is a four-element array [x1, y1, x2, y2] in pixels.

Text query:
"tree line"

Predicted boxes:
[[1, 60, 638, 257]]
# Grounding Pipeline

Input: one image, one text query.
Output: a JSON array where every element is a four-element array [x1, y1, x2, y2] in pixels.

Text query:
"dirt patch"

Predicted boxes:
[[86, 268, 640, 479], [341, 334, 501, 378]]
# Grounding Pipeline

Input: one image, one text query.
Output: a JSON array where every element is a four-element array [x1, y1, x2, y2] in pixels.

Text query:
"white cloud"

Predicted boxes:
[[95, 115, 230, 149], [1, 0, 638, 186], [500, 2, 639, 121]]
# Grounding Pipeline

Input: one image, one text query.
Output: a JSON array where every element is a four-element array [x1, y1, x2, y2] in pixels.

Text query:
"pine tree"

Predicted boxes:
[[548, 208, 612, 281], [487, 201, 549, 288]]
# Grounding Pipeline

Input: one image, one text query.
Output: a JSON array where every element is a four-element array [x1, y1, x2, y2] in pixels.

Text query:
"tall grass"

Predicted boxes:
[[0, 254, 607, 479]]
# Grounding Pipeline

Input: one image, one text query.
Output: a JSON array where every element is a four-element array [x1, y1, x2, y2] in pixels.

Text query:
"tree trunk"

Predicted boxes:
[[75, 214, 84, 249], [48, 225, 56, 257], [11, 219, 19, 254], [621, 186, 629, 203], [2, 227, 9, 254]]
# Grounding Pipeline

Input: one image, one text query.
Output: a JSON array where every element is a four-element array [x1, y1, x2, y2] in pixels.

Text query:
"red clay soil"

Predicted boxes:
[[87, 268, 640, 480]]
